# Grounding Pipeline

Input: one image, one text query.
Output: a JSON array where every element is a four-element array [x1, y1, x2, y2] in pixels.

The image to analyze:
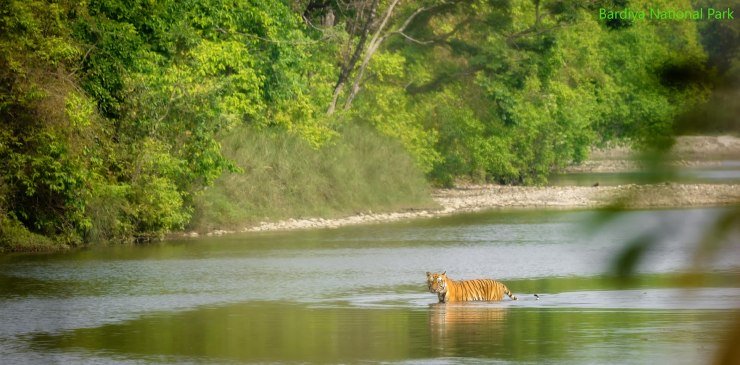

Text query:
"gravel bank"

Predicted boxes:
[[433, 183, 740, 211], [189, 183, 739, 236], [184, 135, 739, 237]]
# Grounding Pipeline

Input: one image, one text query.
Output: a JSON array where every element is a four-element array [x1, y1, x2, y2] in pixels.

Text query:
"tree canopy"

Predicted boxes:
[[0, 0, 715, 247]]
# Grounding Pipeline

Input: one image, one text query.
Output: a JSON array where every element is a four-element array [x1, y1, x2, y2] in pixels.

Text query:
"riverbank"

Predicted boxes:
[[190, 135, 740, 236], [189, 183, 739, 236]]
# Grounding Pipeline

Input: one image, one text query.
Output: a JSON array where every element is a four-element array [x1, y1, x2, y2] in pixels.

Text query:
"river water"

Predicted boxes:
[[1, 207, 738, 364]]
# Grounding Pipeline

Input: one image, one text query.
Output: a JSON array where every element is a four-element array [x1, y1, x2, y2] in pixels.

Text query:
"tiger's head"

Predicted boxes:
[[426, 271, 447, 294]]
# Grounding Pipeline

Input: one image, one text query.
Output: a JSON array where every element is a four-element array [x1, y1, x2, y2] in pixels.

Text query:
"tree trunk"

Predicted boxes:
[[330, 0, 447, 113], [342, 0, 402, 110], [327, 0, 379, 115]]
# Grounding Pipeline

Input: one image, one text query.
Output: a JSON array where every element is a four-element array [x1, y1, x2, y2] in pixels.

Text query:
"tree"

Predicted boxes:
[[306, 0, 455, 114]]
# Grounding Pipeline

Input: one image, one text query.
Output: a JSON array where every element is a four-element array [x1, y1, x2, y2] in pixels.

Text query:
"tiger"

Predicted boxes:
[[426, 271, 518, 303]]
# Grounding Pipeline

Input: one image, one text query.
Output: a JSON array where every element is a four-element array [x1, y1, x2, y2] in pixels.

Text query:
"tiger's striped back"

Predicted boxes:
[[446, 278, 518, 302], [427, 272, 518, 303]]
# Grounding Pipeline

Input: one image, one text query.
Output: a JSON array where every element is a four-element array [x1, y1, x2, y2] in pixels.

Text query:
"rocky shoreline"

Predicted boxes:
[[183, 135, 740, 237], [188, 183, 739, 236]]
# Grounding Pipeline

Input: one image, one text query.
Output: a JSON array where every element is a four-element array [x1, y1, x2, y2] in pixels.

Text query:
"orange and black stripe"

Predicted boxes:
[[427, 272, 518, 303]]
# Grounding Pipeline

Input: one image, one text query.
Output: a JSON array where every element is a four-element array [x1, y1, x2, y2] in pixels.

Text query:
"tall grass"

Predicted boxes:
[[189, 124, 437, 232]]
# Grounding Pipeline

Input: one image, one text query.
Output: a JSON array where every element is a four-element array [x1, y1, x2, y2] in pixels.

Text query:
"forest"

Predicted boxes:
[[0, 0, 734, 250]]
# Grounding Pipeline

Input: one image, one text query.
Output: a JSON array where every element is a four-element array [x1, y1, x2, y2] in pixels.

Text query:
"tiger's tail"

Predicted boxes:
[[503, 285, 518, 300]]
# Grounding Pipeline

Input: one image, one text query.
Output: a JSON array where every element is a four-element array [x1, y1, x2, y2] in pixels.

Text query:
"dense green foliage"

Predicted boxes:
[[348, 0, 709, 184], [675, 0, 739, 134], [0, 0, 717, 248], [1, 0, 337, 247]]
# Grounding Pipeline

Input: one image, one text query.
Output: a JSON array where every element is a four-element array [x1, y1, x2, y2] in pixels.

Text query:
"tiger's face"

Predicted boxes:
[[426, 271, 447, 294]]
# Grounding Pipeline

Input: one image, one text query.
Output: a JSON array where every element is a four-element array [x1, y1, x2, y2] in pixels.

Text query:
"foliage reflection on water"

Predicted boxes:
[[24, 298, 731, 364]]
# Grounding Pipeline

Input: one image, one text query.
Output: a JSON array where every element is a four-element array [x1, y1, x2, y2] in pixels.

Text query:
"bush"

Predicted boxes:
[[0, 215, 61, 253]]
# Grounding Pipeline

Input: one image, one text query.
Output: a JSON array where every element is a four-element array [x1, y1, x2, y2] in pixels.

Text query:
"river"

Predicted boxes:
[[1, 207, 738, 364]]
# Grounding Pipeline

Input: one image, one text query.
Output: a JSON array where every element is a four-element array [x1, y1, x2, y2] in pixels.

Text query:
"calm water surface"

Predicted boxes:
[[1, 208, 738, 364]]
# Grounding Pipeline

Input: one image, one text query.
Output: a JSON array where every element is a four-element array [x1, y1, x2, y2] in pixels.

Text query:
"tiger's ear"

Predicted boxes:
[[426, 272, 431, 277], [442, 271, 446, 276]]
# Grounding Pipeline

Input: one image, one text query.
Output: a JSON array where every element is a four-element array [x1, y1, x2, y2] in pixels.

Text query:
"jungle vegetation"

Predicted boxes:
[[0, 0, 725, 249]]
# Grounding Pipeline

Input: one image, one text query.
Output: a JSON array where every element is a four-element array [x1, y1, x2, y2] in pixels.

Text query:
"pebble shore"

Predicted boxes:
[[187, 183, 739, 237], [182, 136, 740, 237]]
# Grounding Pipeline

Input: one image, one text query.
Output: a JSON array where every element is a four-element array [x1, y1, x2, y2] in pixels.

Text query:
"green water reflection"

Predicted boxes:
[[31, 301, 728, 364]]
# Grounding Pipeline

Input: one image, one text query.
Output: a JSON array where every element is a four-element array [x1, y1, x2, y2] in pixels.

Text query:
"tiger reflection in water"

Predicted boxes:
[[428, 301, 508, 356], [426, 271, 518, 303]]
